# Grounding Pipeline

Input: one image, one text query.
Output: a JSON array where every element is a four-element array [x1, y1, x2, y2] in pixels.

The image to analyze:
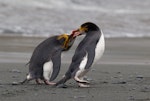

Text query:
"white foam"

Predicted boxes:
[[0, 0, 150, 38], [1, 0, 150, 14]]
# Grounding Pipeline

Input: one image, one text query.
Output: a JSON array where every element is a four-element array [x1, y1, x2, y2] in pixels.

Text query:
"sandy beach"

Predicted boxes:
[[0, 36, 150, 101]]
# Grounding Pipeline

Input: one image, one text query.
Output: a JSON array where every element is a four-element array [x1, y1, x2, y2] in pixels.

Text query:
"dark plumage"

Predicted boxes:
[[20, 34, 77, 85], [55, 22, 105, 87]]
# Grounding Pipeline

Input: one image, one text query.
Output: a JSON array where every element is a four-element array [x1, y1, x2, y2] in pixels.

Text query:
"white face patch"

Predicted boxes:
[[93, 30, 105, 64], [43, 61, 53, 80]]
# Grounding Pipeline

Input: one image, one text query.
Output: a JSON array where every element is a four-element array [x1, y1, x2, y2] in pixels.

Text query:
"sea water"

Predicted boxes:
[[0, 0, 150, 38]]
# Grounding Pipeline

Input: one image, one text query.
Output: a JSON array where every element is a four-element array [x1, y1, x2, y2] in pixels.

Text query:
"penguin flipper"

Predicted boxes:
[[55, 51, 87, 86], [49, 51, 61, 81], [55, 76, 70, 87], [68, 48, 95, 73], [84, 48, 95, 69], [67, 50, 87, 75]]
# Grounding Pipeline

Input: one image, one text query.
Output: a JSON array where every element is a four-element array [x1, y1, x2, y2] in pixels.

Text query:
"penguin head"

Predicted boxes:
[[80, 22, 99, 32], [72, 22, 100, 36], [57, 34, 76, 50]]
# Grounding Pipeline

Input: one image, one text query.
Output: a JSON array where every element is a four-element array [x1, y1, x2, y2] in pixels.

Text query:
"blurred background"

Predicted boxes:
[[0, 0, 150, 64], [0, 0, 150, 38], [0, 1, 150, 100]]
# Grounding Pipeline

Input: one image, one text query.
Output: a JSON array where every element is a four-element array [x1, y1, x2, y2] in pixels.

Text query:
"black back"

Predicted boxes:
[[66, 31, 101, 77], [55, 22, 103, 86]]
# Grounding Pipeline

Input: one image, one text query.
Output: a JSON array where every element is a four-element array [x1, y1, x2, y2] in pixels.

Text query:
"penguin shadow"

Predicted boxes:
[[11, 80, 54, 87], [55, 77, 107, 88], [4, 75, 111, 89]]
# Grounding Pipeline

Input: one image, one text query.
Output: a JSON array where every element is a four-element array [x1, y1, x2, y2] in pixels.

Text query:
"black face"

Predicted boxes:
[[80, 22, 99, 32]]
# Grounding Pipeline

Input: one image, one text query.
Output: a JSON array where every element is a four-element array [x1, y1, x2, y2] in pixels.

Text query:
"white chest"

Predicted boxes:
[[93, 30, 105, 64], [43, 61, 53, 80]]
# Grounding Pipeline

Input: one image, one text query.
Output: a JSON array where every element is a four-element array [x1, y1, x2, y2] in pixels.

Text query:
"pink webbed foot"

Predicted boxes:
[[35, 79, 44, 85], [44, 80, 56, 85]]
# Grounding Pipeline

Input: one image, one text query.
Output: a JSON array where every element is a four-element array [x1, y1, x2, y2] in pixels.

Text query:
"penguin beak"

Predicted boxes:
[[71, 26, 88, 37], [71, 29, 82, 37]]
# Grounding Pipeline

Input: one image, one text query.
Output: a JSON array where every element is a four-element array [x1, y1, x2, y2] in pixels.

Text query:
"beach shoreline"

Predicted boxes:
[[0, 36, 150, 101]]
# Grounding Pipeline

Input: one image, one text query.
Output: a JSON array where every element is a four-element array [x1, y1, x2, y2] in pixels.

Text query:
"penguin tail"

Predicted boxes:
[[25, 62, 30, 67], [20, 72, 34, 84], [19, 74, 34, 85], [19, 78, 29, 84], [12, 78, 29, 85]]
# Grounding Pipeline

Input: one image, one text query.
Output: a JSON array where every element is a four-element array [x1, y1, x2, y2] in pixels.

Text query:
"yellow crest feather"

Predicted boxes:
[[57, 34, 69, 49], [79, 25, 88, 32]]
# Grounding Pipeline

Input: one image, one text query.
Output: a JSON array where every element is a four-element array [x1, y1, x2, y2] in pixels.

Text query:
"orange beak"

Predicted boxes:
[[71, 29, 82, 38]]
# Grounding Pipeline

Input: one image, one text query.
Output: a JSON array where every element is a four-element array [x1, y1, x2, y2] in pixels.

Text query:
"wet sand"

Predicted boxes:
[[0, 36, 150, 101]]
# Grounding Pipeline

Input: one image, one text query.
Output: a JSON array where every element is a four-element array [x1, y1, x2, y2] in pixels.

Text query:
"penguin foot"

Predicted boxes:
[[35, 79, 44, 85], [74, 77, 90, 84], [44, 80, 56, 85], [78, 83, 90, 88]]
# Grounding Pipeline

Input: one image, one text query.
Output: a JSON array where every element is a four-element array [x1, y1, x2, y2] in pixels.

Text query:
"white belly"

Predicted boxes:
[[79, 53, 88, 70], [93, 30, 105, 64], [43, 61, 53, 80]]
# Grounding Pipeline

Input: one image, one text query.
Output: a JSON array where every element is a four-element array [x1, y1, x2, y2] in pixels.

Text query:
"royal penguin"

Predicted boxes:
[[19, 33, 78, 85], [55, 22, 105, 87]]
